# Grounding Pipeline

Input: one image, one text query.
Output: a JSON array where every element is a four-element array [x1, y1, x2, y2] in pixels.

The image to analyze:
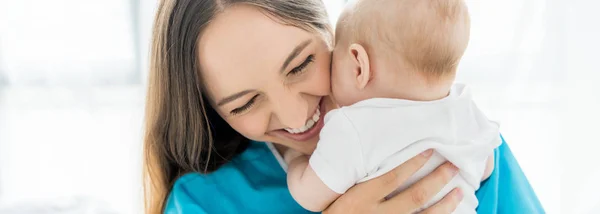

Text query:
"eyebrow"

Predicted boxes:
[[280, 39, 312, 73], [216, 89, 255, 106]]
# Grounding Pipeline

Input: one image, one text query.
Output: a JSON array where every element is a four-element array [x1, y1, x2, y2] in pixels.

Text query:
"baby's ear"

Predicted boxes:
[[348, 43, 371, 90]]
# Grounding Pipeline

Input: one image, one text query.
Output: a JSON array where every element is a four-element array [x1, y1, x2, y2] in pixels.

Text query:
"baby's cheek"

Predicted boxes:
[[329, 66, 343, 93], [330, 78, 347, 106], [330, 75, 340, 95]]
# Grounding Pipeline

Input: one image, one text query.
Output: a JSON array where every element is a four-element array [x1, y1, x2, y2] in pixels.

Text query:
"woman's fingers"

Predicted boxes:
[[379, 162, 459, 213], [331, 151, 459, 214], [355, 149, 433, 198], [325, 151, 434, 214], [419, 188, 463, 214]]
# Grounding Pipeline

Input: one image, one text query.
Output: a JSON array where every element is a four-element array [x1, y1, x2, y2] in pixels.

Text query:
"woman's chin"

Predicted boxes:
[[296, 130, 322, 153]]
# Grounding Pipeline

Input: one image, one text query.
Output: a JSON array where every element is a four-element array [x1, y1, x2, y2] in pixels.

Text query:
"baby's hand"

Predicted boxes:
[[284, 149, 305, 164]]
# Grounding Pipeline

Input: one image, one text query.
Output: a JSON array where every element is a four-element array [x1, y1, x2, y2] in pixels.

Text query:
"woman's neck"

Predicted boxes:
[[274, 144, 288, 156]]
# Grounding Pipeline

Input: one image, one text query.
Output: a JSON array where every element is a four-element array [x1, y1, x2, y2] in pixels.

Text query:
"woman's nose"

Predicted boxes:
[[271, 92, 308, 129]]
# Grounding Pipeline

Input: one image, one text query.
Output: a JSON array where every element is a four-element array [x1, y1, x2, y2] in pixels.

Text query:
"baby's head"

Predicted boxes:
[[331, 0, 471, 106]]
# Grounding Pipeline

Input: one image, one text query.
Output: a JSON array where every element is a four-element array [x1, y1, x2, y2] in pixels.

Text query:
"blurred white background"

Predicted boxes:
[[0, 0, 597, 213]]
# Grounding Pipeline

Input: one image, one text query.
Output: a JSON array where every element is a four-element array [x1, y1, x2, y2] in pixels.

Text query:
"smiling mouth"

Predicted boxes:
[[283, 106, 321, 134], [270, 97, 326, 142]]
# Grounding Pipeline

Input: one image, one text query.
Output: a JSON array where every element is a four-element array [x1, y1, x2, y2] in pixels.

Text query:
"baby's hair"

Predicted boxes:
[[336, 0, 470, 78]]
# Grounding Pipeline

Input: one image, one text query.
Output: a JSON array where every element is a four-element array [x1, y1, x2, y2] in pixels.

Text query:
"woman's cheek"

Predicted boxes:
[[314, 51, 332, 94], [228, 112, 269, 140], [316, 60, 331, 94]]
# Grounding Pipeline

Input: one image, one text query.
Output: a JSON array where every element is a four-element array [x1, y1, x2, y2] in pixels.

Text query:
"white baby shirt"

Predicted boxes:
[[309, 84, 502, 213]]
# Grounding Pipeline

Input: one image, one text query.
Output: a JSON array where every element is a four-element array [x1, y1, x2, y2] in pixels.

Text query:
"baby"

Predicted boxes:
[[285, 0, 501, 213]]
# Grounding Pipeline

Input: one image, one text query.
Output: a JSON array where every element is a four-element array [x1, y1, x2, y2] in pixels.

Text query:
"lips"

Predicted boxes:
[[271, 98, 326, 142], [284, 107, 321, 134]]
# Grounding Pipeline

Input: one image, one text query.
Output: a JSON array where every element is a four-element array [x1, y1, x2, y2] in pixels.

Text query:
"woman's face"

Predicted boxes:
[[197, 4, 336, 154]]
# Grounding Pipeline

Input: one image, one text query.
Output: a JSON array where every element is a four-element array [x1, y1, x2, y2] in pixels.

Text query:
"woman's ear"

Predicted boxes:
[[348, 43, 371, 90]]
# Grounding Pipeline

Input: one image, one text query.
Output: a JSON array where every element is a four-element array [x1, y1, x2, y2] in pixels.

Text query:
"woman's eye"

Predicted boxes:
[[230, 94, 259, 115], [288, 55, 314, 76]]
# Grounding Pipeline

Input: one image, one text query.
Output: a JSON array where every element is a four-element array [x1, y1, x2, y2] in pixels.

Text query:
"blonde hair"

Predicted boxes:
[[143, 0, 332, 213], [336, 0, 470, 77]]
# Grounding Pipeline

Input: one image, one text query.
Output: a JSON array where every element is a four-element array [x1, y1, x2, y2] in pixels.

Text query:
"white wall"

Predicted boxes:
[[0, 0, 138, 86], [0, 0, 144, 213]]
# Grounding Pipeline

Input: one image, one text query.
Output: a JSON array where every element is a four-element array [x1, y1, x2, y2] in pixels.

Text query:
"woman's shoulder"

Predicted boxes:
[[164, 141, 311, 214], [165, 173, 210, 214], [476, 136, 545, 213]]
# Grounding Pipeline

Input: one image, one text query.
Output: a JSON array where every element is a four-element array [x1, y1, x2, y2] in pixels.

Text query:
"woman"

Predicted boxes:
[[143, 0, 544, 213]]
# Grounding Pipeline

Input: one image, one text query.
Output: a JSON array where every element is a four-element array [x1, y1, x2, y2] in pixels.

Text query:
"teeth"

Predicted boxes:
[[306, 120, 315, 129], [284, 106, 320, 134]]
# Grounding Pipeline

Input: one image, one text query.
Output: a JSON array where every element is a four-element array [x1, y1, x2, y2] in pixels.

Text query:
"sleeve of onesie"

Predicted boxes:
[[309, 110, 366, 194]]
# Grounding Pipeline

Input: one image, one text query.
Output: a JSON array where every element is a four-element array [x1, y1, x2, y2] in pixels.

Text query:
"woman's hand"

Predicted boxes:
[[322, 150, 463, 214]]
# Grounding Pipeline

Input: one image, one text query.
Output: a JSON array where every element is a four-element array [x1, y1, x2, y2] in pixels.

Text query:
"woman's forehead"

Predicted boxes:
[[197, 4, 314, 100]]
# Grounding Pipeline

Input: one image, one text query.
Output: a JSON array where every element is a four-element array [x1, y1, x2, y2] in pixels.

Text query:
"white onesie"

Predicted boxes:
[[309, 84, 502, 214]]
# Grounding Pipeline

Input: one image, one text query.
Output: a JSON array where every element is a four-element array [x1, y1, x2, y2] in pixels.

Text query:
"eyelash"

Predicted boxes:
[[230, 94, 259, 115], [229, 55, 314, 115], [288, 55, 314, 76]]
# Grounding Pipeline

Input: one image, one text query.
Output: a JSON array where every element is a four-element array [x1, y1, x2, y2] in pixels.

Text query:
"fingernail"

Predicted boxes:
[[455, 188, 463, 200], [448, 164, 459, 175], [420, 149, 433, 157]]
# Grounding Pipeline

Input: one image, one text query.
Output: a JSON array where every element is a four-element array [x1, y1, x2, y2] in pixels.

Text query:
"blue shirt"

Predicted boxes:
[[165, 136, 544, 213]]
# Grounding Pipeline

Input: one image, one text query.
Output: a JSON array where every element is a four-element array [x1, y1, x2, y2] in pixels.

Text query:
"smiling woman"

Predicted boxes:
[[143, 1, 337, 213], [195, 3, 335, 155]]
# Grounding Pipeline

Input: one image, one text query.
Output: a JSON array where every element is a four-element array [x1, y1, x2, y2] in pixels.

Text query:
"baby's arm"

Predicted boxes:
[[285, 150, 341, 212], [482, 152, 495, 181]]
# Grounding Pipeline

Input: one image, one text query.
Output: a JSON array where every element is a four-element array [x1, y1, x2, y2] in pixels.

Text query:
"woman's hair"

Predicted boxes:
[[143, 0, 332, 213]]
